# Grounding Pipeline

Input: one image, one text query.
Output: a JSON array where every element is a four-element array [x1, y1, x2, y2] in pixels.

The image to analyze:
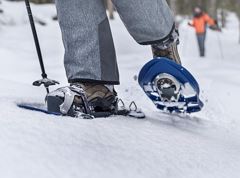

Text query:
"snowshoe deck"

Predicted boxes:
[[138, 57, 203, 113], [17, 103, 145, 119]]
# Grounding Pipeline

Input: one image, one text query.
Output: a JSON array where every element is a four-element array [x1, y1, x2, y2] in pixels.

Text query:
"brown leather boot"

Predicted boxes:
[[151, 26, 182, 65], [71, 83, 117, 112], [152, 41, 181, 65]]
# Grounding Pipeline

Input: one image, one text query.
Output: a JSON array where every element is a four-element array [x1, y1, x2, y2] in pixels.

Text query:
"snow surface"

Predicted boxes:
[[1, 1, 240, 178]]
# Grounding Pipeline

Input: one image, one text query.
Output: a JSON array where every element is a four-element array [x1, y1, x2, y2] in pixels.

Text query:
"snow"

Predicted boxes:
[[1, 1, 240, 178]]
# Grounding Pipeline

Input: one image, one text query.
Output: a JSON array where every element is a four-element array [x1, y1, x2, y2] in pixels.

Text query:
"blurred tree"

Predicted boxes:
[[232, 0, 240, 43], [0, 0, 3, 14], [208, 0, 217, 18], [168, 0, 177, 14]]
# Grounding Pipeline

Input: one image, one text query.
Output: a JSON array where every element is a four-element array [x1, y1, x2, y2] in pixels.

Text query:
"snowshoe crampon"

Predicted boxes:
[[138, 57, 203, 113], [46, 86, 94, 119]]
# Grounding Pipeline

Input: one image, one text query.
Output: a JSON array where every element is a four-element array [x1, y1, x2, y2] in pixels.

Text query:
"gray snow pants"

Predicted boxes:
[[55, 0, 174, 84]]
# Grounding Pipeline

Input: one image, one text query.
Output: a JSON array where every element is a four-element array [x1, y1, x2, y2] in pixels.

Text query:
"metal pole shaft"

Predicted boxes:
[[24, 0, 47, 79]]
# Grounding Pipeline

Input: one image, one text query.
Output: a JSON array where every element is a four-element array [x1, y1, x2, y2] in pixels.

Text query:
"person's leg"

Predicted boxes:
[[202, 32, 206, 56], [112, 0, 174, 44], [111, 0, 181, 64], [200, 35, 205, 57], [196, 34, 201, 56], [54, 0, 118, 112], [55, 0, 119, 85], [197, 34, 205, 57]]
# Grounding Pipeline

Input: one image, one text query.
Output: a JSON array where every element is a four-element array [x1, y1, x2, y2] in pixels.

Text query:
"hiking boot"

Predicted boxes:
[[152, 41, 181, 65], [71, 83, 117, 112], [151, 28, 182, 65]]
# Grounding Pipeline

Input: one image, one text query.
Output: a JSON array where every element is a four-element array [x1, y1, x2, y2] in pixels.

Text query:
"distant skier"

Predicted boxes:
[[188, 6, 218, 57], [52, 0, 182, 116]]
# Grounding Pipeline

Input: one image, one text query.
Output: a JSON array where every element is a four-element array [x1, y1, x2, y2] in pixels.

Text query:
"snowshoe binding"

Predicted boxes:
[[46, 85, 145, 119]]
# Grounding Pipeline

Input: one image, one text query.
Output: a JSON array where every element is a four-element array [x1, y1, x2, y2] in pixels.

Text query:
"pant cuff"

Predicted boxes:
[[69, 78, 120, 85], [139, 24, 175, 45]]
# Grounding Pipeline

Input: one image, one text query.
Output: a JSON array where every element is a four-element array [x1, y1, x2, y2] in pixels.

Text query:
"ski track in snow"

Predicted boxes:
[[1, 1, 240, 178]]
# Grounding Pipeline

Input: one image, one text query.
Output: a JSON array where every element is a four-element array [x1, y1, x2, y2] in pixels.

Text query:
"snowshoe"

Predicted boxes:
[[18, 85, 145, 119], [138, 57, 203, 113]]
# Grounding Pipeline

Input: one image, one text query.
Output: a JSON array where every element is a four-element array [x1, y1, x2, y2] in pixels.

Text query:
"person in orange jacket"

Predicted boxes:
[[188, 6, 217, 57]]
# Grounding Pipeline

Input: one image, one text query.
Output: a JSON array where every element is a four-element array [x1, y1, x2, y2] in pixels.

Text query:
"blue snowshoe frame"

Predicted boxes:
[[138, 57, 203, 113]]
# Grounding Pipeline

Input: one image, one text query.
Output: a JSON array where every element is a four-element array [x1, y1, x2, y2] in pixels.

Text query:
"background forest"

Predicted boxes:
[[4, 0, 240, 18], [4, 0, 239, 29]]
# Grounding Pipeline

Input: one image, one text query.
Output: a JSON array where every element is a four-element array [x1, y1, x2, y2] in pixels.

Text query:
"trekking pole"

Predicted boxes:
[[24, 0, 59, 94], [216, 32, 224, 60]]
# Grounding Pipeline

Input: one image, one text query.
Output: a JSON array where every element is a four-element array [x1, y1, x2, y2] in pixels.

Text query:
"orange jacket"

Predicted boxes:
[[189, 13, 215, 34]]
